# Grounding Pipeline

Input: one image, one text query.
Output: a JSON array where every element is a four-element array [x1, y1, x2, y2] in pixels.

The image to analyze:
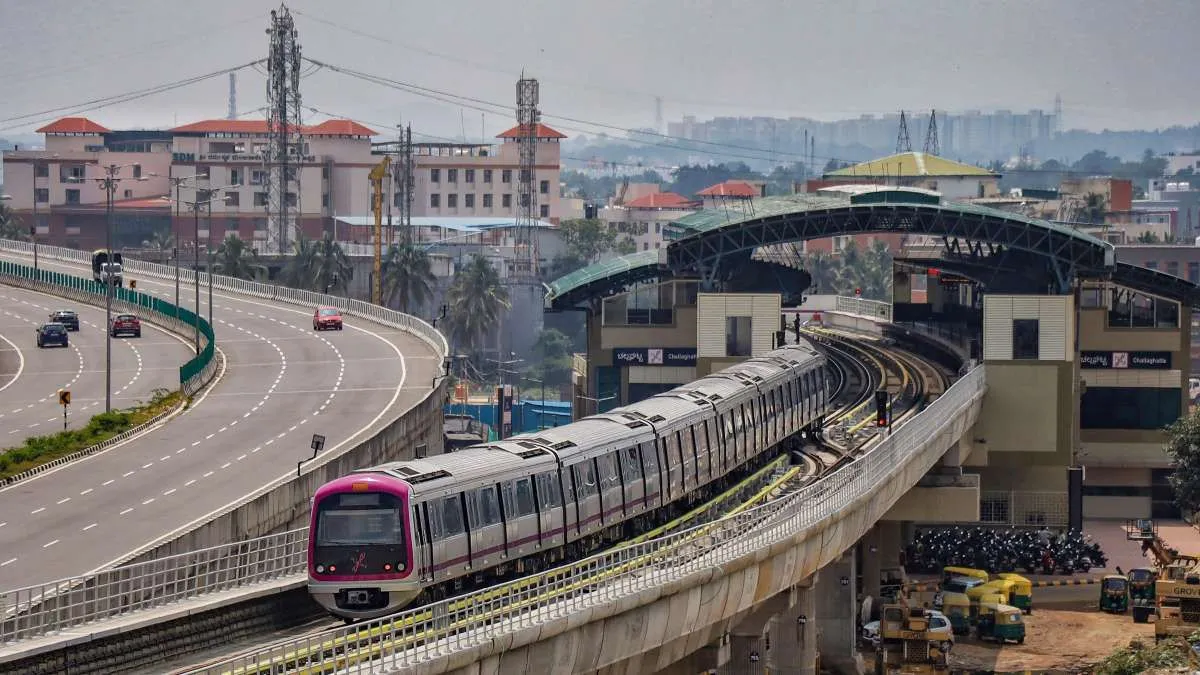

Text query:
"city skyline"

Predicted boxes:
[[2, 0, 1200, 143]]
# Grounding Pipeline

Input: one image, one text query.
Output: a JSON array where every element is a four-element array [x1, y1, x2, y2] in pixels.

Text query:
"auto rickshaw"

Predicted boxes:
[[966, 586, 1007, 623], [941, 591, 971, 635], [943, 566, 989, 586], [1129, 567, 1157, 623], [976, 602, 1027, 644], [1099, 575, 1130, 613], [995, 573, 1033, 614]]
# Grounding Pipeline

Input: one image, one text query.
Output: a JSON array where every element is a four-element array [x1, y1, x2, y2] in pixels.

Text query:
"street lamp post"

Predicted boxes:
[[174, 186, 232, 354], [151, 171, 208, 318]]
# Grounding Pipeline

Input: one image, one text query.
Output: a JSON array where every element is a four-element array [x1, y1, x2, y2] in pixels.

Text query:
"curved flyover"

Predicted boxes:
[[0, 240, 445, 589]]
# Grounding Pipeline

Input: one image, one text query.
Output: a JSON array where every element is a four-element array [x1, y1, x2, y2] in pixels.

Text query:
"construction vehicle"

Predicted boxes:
[[873, 603, 950, 674], [1126, 519, 1200, 638], [368, 155, 392, 306]]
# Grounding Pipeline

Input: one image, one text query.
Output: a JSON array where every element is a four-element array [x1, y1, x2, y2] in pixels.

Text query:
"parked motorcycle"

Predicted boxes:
[[905, 527, 1107, 576]]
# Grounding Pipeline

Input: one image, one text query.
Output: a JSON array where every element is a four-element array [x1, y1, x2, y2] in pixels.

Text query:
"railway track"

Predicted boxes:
[[178, 333, 953, 675]]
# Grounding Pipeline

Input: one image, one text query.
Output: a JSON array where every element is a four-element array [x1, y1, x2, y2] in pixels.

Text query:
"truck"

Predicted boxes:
[[92, 249, 123, 287], [873, 604, 950, 674], [1125, 519, 1200, 638]]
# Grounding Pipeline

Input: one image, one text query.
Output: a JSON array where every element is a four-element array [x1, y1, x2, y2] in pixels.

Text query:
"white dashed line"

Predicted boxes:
[[120, 508, 133, 515], [80, 488, 93, 495], [102, 479, 114, 486], [185, 479, 196, 487], [123, 471, 135, 478], [30, 507, 44, 514], [43, 540, 59, 548], [82, 523, 97, 531], [56, 497, 70, 505], [142, 498, 155, 505], [163, 488, 176, 496], [0, 558, 16, 567]]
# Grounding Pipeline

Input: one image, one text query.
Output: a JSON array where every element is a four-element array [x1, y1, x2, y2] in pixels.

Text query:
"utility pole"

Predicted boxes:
[[175, 187, 231, 354], [152, 170, 208, 317]]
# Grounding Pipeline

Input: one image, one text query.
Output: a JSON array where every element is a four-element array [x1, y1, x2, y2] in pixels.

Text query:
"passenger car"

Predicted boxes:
[[313, 306, 343, 331], [48, 310, 80, 331], [36, 322, 69, 348], [109, 313, 141, 338]]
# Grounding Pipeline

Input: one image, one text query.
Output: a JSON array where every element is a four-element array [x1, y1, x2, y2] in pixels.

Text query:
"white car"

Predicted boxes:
[[862, 610, 954, 652]]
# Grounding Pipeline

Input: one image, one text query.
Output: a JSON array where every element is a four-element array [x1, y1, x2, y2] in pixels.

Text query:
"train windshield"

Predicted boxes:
[[316, 492, 403, 546]]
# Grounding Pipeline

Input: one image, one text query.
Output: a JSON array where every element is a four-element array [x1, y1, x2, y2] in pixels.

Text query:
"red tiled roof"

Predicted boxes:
[[113, 195, 171, 209], [36, 117, 110, 134], [697, 180, 758, 198], [625, 192, 696, 209], [170, 119, 375, 136], [306, 119, 377, 136], [496, 123, 567, 140]]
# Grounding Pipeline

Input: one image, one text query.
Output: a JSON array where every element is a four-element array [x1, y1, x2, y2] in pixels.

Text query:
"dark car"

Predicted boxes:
[[36, 322, 69, 348], [110, 313, 141, 338], [48, 310, 80, 331]]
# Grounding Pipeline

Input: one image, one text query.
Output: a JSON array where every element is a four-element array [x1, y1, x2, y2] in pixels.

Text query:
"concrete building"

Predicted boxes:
[[599, 189, 700, 252], [2, 117, 568, 250], [820, 152, 1001, 200]]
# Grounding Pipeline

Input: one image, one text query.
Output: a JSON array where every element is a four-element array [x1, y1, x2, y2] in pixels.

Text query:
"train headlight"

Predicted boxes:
[[316, 565, 325, 574], [384, 564, 393, 571], [396, 562, 405, 571]]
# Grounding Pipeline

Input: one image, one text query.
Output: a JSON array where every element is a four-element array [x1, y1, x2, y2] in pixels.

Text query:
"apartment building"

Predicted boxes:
[[2, 117, 567, 250], [599, 188, 699, 251]]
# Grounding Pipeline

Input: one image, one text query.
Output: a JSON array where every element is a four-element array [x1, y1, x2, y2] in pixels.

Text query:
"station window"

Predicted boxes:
[[1189, 262, 1200, 284], [1080, 387, 1182, 430], [1012, 319, 1039, 360], [1109, 289, 1179, 329]]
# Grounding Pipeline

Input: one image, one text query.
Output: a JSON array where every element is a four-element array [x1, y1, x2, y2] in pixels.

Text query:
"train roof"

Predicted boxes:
[[359, 442, 555, 492]]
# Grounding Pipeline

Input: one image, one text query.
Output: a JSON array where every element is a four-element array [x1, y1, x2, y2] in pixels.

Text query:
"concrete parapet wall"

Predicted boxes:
[[420, 391, 982, 675], [117, 381, 446, 567], [823, 312, 884, 336]]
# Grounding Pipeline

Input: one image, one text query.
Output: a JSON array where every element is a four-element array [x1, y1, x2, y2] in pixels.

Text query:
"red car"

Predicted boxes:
[[110, 313, 141, 338], [313, 306, 343, 331]]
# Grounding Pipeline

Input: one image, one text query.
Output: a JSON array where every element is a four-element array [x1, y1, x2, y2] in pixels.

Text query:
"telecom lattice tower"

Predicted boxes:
[[227, 73, 237, 121], [514, 76, 541, 280], [264, 4, 304, 254], [923, 109, 940, 156]]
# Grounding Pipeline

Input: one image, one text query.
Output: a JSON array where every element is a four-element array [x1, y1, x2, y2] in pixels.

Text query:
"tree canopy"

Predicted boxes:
[[1165, 409, 1200, 517]]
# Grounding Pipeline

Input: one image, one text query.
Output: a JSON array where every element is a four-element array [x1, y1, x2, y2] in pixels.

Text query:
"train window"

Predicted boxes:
[[500, 482, 519, 520], [598, 454, 620, 488], [560, 468, 575, 503], [474, 487, 501, 526], [622, 447, 643, 482], [441, 495, 464, 536], [574, 463, 598, 497], [640, 442, 659, 477], [514, 478, 537, 516], [535, 473, 562, 508]]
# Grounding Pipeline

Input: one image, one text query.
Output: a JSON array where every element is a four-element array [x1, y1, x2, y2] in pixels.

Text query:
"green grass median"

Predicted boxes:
[[0, 388, 184, 480]]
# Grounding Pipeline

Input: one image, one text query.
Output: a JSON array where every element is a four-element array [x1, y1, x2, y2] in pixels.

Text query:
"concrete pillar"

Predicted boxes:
[[654, 641, 723, 675], [769, 581, 818, 675], [729, 633, 767, 674], [816, 549, 859, 674], [862, 526, 882, 601], [879, 520, 903, 570]]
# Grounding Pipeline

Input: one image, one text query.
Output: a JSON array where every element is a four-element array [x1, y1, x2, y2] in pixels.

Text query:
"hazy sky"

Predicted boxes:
[[1, 0, 1198, 145]]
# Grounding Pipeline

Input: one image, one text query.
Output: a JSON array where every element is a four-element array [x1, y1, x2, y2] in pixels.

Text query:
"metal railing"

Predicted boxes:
[[0, 238, 448, 360], [0, 529, 307, 644], [833, 295, 892, 322], [980, 490, 1070, 528], [192, 365, 985, 674], [0, 258, 216, 396]]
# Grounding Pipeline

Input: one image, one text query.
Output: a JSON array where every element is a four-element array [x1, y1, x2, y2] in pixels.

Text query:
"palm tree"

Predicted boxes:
[[313, 234, 353, 295], [382, 242, 436, 312], [442, 254, 509, 352], [141, 228, 174, 251], [859, 240, 893, 301], [835, 240, 864, 295], [212, 233, 264, 280], [281, 236, 320, 290], [802, 250, 839, 294]]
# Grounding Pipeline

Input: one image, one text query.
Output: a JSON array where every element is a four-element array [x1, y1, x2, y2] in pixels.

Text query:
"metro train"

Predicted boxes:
[[308, 343, 831, 620]]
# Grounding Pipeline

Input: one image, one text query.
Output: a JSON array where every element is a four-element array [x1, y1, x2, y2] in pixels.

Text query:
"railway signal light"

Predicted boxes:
[[874, 390, 888, 427], [855, 288, 862, 297]]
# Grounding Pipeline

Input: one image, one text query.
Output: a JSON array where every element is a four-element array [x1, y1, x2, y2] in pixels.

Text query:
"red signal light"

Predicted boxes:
[[855, 288, 862, 296], [927, 268, 941, 277]]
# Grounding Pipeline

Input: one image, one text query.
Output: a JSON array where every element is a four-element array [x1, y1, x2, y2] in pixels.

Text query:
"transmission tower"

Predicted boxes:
[[896, 110, 912, 153], [923, 109, 940, 155], [264, 4, 304, 254], [515, 75, 541, 280]]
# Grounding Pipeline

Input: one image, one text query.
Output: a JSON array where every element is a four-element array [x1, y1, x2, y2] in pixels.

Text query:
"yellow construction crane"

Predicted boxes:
[[369, 155, 392, 306]]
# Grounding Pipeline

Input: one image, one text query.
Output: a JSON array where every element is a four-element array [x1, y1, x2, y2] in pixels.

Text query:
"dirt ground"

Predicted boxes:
[[946, 609, 1153, 672]]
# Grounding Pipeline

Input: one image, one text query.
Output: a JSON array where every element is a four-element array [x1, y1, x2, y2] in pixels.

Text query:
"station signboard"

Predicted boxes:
[[1080, 350, 1172, 370], [612, 347, 698, 367]]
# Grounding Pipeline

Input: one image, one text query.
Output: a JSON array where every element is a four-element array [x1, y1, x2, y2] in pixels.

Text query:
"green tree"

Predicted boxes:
[[525, 328, 574, 393], [442, 254, 509, 352], [1136, 231, 1161, 243], [614, 236, 638, 255], [1081, 193, 1107, 224], [381, 241, 436, 313], [313, 234, 353, 295], [546, 218, 624, 280], [0, 201, 29, 241], [835, 240, 864, 294], [803, 250, 840, 293], [858, 240, 893, 301], [212, 233, 264, 280], [1165, 410, 1200, 517], [281, 236, 320, 290]]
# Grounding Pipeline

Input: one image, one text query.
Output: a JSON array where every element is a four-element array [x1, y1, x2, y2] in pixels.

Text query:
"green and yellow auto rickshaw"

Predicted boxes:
[[942, 591, 971, 635], [1129, 567, 1158, 623], [995, 572, 1033, 614], [1099, 575, 1130, 613], [976, 602, 1027, 644], [943, 566, 989, 586]]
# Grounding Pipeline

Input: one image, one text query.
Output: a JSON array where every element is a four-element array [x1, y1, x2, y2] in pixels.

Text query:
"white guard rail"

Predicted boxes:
[[0, 529, 307, 643], [834, 295, 892, 322], [0, 239, 449, 358], [192, 365, 985, 674]]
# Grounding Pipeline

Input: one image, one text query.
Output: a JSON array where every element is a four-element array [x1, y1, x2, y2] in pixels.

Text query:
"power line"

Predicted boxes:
[[0, 60, 266, 133]]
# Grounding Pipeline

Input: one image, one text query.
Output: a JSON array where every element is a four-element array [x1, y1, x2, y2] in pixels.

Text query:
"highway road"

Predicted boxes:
[[0, 251, 440, 588], [0, 286, 191, 443]]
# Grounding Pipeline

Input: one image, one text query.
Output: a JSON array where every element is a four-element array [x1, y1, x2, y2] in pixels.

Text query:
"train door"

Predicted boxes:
[[572, 461, 602, 533], [431, 494, 468, 580], [691, 425, 710, 485], [596, 453, 622, 525], [465, 486, 504, 569], [640, 442, 664, 509], [620, 446, 646, 514], [500, 478, 539, 558], [534, 472, 565, 548]]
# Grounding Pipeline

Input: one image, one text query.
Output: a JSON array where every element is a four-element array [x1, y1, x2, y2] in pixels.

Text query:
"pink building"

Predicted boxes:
[[2, 117, 567, 250]]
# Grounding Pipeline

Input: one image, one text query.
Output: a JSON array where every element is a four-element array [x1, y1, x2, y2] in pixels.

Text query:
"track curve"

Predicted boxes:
[[0, 251, 439, 588]]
